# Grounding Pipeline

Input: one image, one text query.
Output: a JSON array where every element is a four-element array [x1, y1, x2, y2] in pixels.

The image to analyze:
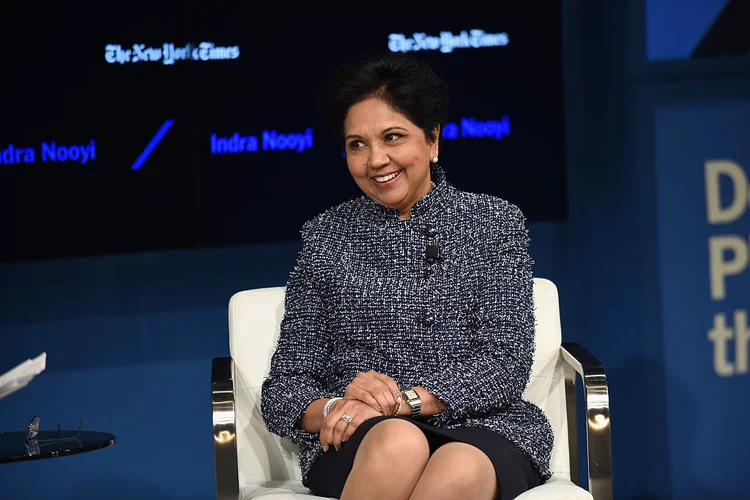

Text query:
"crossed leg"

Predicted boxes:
[[340, 419, 497, 500], [339, 419, 429, 500], [409, 442, 497, 500]]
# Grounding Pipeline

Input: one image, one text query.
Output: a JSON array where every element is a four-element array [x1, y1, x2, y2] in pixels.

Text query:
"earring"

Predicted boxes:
[[432, 156, 439, 164]]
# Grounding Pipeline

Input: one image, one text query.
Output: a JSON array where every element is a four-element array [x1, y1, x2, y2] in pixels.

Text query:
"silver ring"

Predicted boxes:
[[341, 414, 353, 423]]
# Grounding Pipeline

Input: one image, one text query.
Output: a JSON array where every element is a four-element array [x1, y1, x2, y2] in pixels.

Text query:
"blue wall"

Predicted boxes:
[[2, 1, 749, 498]]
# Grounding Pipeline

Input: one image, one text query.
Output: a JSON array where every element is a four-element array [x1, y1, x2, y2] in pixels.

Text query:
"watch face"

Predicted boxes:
[[404, 389, 418, 400]]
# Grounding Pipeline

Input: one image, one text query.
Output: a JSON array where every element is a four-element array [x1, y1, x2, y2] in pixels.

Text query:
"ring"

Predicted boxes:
[[341, 414, 353, 423]]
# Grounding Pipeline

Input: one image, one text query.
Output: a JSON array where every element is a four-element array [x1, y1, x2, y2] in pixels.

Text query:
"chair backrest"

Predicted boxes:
[[228, 277, 571, 487]]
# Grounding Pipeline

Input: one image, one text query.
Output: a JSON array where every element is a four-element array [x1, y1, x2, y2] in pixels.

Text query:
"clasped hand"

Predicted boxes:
[[320, 370, 402, 452]]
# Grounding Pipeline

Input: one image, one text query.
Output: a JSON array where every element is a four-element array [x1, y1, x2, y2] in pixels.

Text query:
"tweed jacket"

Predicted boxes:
[[260, 165, 553, 486]]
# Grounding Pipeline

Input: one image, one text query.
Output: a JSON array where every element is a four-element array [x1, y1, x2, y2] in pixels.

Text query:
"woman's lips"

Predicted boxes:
[[373, 170, 402, 187]]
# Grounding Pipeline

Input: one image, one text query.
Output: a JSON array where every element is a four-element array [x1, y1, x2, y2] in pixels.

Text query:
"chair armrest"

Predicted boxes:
[[212, 357, 239, 500], [560, 343, 613, 500]]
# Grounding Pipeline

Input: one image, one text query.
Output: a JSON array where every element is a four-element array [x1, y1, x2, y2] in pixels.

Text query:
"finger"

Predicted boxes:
[[320, 433, 328, 453], [349, 377, 386, 413], [320, 417, 333, 452], [324, 400, 355, 451], [373, 372, 403, 405], [348, 386, 382, 412], [369, 372, 399, 413], [320, 410, 340, 452], [365, 376, 395, 414], [364, 384, 389, 415], [332, 416, 350, 452], [341, 412, 365, 443], [351, 374, 385, 411], [359, 376, 392, 413]]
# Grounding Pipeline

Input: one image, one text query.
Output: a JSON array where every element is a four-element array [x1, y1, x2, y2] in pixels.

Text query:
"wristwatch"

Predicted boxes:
[[400, 387, 422, 417]]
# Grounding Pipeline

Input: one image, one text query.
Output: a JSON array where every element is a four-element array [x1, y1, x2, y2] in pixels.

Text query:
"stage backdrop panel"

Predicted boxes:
[[653, 101, 750, 497], [646, 0, 749, 61], [0, 1, 566, 263]]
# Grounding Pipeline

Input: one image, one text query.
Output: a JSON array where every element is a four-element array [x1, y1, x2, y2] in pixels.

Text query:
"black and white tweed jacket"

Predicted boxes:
[[261, 165, 553, 485]]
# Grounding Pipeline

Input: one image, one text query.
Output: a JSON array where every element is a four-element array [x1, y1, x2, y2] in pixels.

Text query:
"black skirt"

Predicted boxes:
[[307, 415, 543, 500]]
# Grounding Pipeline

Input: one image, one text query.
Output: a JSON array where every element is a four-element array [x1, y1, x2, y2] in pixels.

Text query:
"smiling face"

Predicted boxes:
[[344, 97, 439, 220]]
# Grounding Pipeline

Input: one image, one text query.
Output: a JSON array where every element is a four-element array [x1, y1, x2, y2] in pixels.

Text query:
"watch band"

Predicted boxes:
[[401, 387, 421, 417]]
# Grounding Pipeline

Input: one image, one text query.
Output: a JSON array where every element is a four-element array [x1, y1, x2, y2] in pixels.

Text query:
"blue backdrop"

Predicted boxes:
[[654, 102, 750, 497], [646, 0, 729, 60]]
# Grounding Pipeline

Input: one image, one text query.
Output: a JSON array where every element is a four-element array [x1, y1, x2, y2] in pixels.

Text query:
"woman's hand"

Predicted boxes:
[[344, 370, 403, 416], [320, 398, 382, 452]]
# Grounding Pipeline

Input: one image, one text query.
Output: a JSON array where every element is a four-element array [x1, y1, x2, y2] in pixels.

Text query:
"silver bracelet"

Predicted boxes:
[[323, 397, 342, 418]]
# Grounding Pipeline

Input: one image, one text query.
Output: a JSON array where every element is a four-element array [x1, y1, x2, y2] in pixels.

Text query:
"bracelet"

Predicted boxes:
[[323, 397, 342, 418], [395, 400, 402, 416]]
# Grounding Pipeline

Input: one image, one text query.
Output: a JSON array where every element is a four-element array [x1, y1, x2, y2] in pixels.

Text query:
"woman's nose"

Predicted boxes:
[[368, 146, 390, 168]]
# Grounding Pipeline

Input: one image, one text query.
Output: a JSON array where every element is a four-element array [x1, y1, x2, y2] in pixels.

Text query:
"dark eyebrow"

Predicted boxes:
[[344, 126, 409, 142], [382, 126, 409, 134]]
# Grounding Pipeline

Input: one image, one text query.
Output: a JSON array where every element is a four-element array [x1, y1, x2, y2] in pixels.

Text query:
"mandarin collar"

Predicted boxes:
[[360, 164, 456, 222]]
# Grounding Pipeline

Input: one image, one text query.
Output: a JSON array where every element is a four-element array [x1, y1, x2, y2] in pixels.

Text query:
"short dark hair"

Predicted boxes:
[[319, 52, 450, 151]]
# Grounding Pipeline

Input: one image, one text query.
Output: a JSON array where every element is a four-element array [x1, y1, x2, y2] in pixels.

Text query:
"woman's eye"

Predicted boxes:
[[348, 140, 364, 150], [385, 133, 402, 142]]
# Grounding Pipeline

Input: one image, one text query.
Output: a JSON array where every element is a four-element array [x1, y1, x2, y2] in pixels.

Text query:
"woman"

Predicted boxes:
[[260, 52, 553, 500]]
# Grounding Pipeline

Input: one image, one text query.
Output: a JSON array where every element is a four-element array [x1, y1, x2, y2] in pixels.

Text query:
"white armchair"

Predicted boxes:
[[212, 278, 613, 500]]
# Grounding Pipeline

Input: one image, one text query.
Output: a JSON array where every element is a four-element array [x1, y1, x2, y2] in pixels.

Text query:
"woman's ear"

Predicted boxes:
[[431, 125, 441, 155]]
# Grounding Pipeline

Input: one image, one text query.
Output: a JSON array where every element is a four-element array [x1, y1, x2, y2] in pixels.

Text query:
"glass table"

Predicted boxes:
[[0, 429, 115, 463]]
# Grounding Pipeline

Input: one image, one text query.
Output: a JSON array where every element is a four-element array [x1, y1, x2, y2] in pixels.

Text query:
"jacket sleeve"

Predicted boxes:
[[260, 220, 334, 444], [419, 205, 535, 421]]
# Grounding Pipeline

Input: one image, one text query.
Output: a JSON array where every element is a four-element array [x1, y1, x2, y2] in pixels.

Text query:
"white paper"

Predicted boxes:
[[0, 352, 46, 401]]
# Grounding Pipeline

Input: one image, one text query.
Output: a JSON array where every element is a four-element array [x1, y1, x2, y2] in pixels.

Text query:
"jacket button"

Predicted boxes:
[[424, 224, 437, 237], [423, 312, 436, 327]]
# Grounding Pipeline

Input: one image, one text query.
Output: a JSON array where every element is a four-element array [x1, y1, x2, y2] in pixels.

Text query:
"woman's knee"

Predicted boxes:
[[419, 442, 497, 498], [356, 419, 430, 465]]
